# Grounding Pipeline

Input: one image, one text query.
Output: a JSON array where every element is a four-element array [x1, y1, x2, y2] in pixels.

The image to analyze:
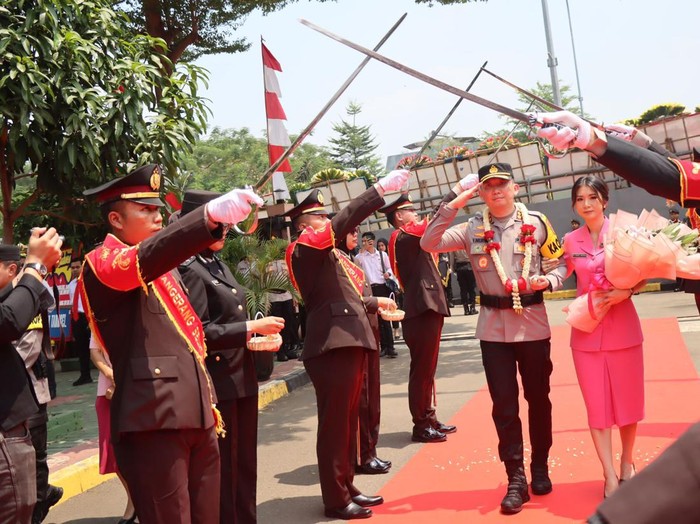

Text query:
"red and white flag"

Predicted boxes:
[[262, 41, 291, 201]]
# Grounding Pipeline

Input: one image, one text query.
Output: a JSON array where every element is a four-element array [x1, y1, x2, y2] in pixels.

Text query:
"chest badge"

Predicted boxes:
[[478, 256, 489, 269]]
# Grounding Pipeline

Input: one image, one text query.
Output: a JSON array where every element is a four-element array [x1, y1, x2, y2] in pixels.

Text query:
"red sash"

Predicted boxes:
[[671, 158, 700, 205], [286, 225, 365, 298]]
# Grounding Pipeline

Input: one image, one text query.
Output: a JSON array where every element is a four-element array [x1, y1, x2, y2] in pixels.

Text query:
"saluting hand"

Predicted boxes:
[[447, 180, 479, 210]]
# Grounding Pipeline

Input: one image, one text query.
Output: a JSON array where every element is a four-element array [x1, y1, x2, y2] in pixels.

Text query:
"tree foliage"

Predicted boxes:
[[182, 127, 334, 196], [634, 103, 687, 126], [117, 0, 486, 64], [0, 0, 209, 243], [328, 102, 382, 175]]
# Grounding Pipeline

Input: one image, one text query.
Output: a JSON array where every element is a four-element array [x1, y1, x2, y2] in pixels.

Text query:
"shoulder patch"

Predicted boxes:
[[529, 211, 564, 259]]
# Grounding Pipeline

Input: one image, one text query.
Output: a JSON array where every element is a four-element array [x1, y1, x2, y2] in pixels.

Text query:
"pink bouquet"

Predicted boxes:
[[604, 209, 700, 288], [564, 209, 700, 332]]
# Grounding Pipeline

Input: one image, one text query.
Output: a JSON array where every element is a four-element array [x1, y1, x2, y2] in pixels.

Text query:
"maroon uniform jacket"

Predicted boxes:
[[81, 207, 222, 439], [287, 187, 383, 360]]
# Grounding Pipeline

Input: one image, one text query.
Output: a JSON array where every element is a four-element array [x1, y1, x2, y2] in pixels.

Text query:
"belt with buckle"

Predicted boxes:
[[479, 291, 544, 309]]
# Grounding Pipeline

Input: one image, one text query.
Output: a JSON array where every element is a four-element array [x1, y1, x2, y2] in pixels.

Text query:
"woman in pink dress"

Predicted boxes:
[[563, 175, 645, 498], [90, 335, 137, 523]]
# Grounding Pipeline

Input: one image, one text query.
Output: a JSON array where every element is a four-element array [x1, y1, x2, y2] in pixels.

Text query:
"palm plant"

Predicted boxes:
[[221, 236, 300, 318]]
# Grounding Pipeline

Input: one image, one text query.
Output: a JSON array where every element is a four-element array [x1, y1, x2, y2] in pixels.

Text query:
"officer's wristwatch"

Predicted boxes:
[[24, 262, 48, 278]]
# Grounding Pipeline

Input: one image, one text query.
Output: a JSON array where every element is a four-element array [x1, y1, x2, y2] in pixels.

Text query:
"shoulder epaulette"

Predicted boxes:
[[180, 256, 196, 268]]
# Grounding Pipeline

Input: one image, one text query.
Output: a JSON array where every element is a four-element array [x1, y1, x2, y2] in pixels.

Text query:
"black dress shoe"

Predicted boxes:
[[375, 457, 392, 468], [324, 502, 372, 520], [117, 515, 137, 524], [276, 351, 289, 362], [72, 376, 93, 386], [356, 458, 390, 475], [434, 422, 457, 434], [411, 427, 447, 443], [386, 350, 398, 358], [352, 494, 384, 507]]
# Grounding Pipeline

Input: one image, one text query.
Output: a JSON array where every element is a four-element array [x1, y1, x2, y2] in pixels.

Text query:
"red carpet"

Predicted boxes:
[[373, 318, 700, 522]]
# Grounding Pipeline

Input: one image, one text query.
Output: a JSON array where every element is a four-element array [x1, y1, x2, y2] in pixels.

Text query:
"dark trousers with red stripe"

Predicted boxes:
[[402, 310, 444, 431], [304, 347, 366, 510]]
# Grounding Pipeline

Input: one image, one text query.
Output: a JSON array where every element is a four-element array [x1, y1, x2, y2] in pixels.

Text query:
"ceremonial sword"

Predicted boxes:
[[299, 18, 542, 129]]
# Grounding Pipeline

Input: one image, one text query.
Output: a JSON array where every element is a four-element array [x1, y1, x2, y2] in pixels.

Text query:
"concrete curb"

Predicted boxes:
[[52, 367, 311, 506]]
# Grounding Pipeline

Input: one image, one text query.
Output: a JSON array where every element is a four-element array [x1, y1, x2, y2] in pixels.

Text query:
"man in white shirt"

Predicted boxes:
[[355, 232, 397, 358], [68, 258, 92, 386]]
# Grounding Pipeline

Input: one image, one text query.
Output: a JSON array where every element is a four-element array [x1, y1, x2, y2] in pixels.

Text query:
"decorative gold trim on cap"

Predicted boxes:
[[489, 165, 499, 174], [317, 192, 325, 204], [120, 191, 161, 200]]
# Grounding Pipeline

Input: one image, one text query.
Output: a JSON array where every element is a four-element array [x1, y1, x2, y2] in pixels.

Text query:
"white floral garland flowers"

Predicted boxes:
[[483, 202, 535, 314]]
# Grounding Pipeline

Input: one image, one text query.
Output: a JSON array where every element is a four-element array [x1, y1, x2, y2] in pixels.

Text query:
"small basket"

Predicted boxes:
[[246, 312, 283, 352], [247, 333, 283, 352], [380, 309, 405, 322], [380, 292, 405, 321]]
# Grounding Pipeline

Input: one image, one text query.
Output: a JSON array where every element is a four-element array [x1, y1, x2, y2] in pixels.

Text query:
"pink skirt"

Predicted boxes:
[[572, 345, 645, 429], [95, 395, 119, 475]]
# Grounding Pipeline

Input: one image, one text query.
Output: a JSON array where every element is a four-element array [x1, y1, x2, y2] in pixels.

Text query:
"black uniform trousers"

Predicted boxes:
[[358, 333, 381, 466], [270, 299, 300, 355], [218, 395, 258, 524], [455, 263, 477, 307], [402, 310, 444, 431], [304, 347, 366, 510], [114, 427, 220, 524], [480, 339, 553, 465], [72, 313, 92, 380], [28, 405, 49, 514], [370, 284, 394, 354]]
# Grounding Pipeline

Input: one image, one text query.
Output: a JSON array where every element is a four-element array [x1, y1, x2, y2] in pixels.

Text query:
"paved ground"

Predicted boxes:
[[43, 289, 700, 522]]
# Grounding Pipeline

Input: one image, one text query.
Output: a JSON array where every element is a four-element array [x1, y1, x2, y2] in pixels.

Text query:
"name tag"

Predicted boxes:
[[472, 237, 486, 243], [514, 244, 526, 254], [572, 253, 587, 258]]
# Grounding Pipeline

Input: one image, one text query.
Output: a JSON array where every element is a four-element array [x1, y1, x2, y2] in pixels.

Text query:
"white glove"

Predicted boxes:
[[457, 173, 479, 193], [605, 123, 653, 148], [206, 189, 264, 224], [376, 169, 410, 193], [534, 110, 592, 151]]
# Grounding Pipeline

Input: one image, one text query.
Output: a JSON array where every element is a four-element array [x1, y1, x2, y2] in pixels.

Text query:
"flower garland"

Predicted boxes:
[[483, 202, 535, 314]]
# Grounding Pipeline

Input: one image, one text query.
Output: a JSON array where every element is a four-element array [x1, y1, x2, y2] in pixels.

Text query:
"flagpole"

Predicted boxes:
[[253, 13, 408, 192]]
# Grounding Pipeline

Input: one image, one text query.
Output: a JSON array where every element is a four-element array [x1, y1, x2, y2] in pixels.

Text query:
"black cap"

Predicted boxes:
[[478, 162, 513, 183], [181, 189, 222, 216], [284, 189, 328, 221], [83, 164, 164, 207], [378, 193, 415, 215], [0, 244, 20, 261]]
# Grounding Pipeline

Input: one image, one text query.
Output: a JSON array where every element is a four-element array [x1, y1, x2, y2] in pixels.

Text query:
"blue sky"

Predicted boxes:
[[195, 0, 700, 164]]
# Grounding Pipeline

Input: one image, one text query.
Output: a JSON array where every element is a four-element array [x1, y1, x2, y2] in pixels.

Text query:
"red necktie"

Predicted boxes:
[[71, 279, 82, 321]]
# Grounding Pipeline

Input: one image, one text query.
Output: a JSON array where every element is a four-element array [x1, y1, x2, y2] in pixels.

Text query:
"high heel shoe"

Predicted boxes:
[[603, 477, 619, 499], [620, 463, 636, 484], [117, 513, 137, 524]]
